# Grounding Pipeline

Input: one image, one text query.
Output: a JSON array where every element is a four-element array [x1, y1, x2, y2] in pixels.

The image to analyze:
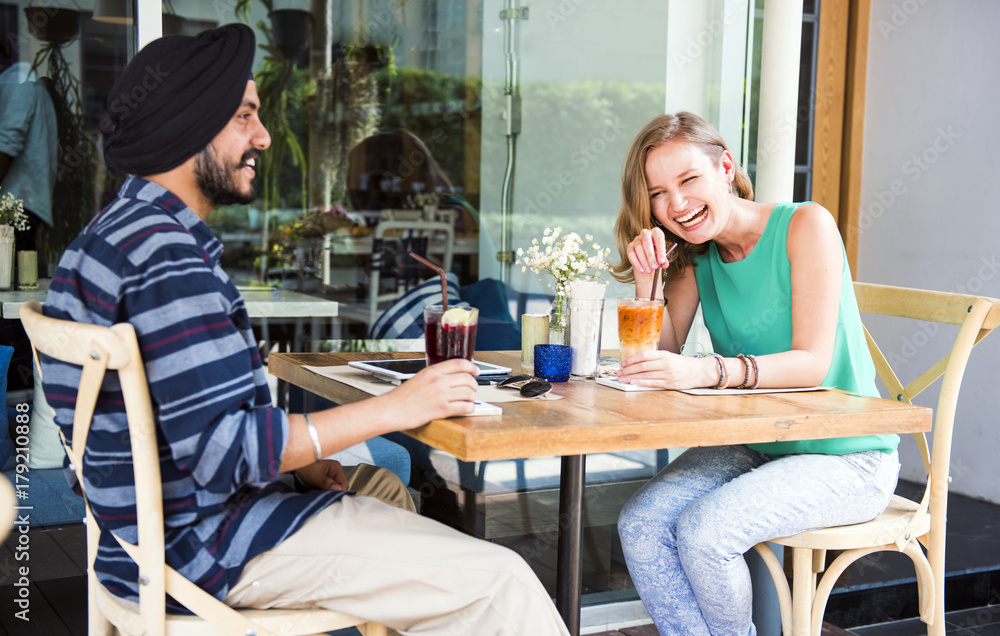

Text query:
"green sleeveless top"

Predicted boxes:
[[693, 202, 898, 456]]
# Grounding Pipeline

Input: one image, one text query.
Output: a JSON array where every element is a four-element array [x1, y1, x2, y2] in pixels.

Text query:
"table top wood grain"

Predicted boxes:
[[268, 350, 932, 462]]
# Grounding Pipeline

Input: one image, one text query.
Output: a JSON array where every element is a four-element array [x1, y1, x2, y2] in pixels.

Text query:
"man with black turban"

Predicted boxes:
[[41, 24, 569, 636]]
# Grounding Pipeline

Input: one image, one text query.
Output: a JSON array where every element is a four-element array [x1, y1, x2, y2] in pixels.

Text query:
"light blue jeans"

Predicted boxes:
[[618, 445, 899, 636]]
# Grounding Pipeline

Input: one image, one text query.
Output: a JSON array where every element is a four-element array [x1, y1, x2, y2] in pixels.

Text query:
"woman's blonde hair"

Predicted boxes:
[[610, 112, 753, 284]]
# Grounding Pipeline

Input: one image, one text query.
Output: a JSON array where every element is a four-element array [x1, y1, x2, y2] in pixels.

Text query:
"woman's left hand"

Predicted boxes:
[[617, 350, 717, 390], [294, 459, 350, 491]]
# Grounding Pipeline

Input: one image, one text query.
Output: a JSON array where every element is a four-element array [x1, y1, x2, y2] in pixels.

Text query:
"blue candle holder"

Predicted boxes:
[[534, 344, 571, 382]]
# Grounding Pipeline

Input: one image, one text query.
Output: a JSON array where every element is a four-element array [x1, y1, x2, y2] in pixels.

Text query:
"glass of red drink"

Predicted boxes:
[[423, 306, 479, 365]]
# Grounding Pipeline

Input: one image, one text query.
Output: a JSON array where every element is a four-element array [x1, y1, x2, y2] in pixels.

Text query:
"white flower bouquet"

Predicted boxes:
[[516, 227, 611, 337], [0, 187, 30, 238]]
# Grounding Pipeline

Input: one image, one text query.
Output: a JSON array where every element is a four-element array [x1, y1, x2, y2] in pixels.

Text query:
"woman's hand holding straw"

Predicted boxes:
[[649, 242, 678, 301]]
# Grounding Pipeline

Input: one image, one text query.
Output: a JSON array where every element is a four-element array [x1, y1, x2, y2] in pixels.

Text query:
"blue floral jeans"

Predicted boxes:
[[618, 445, 899, 636]]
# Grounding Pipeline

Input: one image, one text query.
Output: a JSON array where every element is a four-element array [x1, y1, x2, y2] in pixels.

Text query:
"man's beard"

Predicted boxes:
[[194, 146, 258, 207]]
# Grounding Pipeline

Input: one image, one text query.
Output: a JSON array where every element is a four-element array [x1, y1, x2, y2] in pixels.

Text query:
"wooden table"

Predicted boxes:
[[268, 350, 932, 635]]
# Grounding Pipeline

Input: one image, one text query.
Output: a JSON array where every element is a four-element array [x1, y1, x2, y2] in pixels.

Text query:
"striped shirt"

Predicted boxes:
[[41, 177, 345, 607]]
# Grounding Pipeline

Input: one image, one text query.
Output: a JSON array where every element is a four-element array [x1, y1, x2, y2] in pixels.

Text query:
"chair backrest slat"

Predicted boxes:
[[854, 282, 999, 496], [19, 300, 169, 635], [854, 282, 985, 326], [20, 300, 133, 371]]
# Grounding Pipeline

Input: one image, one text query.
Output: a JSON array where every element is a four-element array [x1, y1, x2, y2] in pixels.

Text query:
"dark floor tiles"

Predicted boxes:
[[618, 626, 659, 635], [0, 580, 79, 635], [588, 625, 659, 636], [850, 605, 1000, 636]]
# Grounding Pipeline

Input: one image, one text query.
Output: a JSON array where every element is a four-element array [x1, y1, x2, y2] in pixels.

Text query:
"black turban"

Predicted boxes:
[[103, 23, 256, 176]]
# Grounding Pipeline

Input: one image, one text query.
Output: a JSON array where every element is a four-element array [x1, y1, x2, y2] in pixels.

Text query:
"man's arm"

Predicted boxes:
[[0, 152, 12, 183], [279, 359, 479, 472], [120, 240, 295, 494], [0, 79, 35, 179]]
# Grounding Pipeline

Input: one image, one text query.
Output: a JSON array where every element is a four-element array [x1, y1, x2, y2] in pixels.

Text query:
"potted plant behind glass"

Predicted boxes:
[[23, 3, 80, 45], [233, 0, 313, 63], [247, 0, 316, 285], [25, 1, 98, 266], [268, 7, 312, 63]]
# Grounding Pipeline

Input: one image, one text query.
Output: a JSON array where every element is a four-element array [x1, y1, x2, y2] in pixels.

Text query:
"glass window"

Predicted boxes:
[[2, 0, 130, 271], [0, 1, 129, 397], [168, 0, 760, 617], [4, 0, 795, 622]]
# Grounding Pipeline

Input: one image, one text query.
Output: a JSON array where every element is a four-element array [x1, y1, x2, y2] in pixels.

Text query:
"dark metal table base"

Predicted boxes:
[[556, 454, 586, 636]]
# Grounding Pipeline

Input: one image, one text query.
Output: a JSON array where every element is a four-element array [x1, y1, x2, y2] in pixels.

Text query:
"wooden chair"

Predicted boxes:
[[19, 300, 388, 636], [0, 473, 15, 542], [752, 283, 1000, 636]]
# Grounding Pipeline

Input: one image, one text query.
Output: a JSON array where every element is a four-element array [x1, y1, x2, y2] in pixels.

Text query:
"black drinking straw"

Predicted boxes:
[[649, 243, 678, 301]]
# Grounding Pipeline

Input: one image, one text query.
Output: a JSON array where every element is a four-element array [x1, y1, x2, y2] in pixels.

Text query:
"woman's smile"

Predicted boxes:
[[676, 204, 709, 230]]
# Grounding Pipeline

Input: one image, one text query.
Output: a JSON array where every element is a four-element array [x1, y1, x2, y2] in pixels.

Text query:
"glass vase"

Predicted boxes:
[[549, 292, 568, 345], [0, 230, 14, 291]]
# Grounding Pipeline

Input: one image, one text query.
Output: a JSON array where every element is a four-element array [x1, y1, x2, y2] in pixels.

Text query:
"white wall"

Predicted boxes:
[[859, 0, 1000, 503]]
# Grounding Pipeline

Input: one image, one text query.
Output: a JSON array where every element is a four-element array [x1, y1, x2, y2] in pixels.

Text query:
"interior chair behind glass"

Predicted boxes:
[[334, 220, 454, 329], [753, 283, 1000, 636], [19, 300, 388, 636]]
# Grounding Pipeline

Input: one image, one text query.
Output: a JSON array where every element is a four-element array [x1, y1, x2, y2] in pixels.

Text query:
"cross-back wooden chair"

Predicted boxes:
[[19, 300, 388, 636], [752, 283, 1000, 636], [0, 474, 14, 542]]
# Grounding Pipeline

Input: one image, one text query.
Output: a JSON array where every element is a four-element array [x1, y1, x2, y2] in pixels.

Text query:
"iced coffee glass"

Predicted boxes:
[[617, 298, 665, 362], [424, 306, 479, 365]]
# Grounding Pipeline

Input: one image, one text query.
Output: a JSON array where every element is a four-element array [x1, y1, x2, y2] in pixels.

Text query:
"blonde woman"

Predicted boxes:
[[613, 112, 899, 635]]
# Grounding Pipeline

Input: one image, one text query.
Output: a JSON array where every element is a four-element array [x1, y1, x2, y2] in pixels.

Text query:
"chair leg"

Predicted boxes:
[[88, 583, 114, 636], [363, 624, 389, 636], [812, 549, 826, 575], [751, 543, 792, 636], [791, 547, 815, 636], [87, 515, 114, 636]]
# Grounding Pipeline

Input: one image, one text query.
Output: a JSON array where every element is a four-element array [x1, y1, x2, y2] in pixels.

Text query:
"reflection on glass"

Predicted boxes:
[[9, 0, 803, 619], [2, 1, 129, 273]]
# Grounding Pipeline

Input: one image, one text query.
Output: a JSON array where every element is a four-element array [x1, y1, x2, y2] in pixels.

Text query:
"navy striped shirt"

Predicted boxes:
[[41, 177, 344, 606]]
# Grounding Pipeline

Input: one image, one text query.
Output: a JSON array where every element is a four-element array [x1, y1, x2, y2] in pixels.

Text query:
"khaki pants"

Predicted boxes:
[[226, 464, 569, 636]]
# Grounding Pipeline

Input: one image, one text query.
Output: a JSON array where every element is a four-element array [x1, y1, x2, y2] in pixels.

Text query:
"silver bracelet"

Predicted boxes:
[[303, 413, 323, 462]]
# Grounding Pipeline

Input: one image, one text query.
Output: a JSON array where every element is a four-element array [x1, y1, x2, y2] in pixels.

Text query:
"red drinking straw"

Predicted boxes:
[[409, 252, 448, 310]]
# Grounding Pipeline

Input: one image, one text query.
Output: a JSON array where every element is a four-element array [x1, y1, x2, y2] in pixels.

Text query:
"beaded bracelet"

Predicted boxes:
[[736, 353, 752, 389], [710, 353, 729, 389], [748, 354, 760, 390]]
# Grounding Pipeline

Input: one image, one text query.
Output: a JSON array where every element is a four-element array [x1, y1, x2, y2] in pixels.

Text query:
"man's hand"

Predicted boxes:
[[294, 459, 349, 491], [381, 358, 479, 430]]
